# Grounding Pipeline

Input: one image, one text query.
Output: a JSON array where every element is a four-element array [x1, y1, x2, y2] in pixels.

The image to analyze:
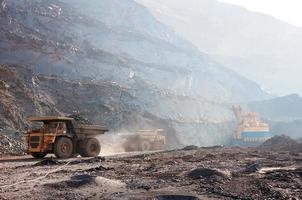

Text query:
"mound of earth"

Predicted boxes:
[[259, 135, 302, 153], [0, 134, 25, 156], [187, 168, 230, 179]]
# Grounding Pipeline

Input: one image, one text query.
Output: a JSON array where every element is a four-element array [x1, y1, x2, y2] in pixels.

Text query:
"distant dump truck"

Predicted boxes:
[[24, 116, 108, 158], [121, 129, 166, 152]]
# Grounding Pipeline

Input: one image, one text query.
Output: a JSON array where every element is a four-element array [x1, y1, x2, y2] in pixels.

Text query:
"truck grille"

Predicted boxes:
[[30, 136, 40, 142]]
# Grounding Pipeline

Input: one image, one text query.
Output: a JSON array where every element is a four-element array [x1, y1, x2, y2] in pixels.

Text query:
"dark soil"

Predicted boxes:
[[259, 135, 302, 153], [0, 147, 302, 199]]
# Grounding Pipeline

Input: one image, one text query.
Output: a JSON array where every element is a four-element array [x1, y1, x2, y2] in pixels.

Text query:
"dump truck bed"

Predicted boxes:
[[75, 124, 108, 139]]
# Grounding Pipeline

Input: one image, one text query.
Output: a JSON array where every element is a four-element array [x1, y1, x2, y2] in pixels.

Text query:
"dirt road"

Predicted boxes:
[[0, 147, 301, 199]]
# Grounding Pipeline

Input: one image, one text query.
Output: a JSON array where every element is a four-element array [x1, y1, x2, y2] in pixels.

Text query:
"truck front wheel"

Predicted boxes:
[[54, 137, 74, 158]]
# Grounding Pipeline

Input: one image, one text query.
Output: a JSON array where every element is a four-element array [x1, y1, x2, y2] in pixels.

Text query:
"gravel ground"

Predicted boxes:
[[0, 146, 301, 200], [0, 135, 25, 156]]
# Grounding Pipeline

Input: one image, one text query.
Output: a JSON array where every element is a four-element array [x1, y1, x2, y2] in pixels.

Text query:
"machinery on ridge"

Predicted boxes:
[[233, 106, 272, 143]]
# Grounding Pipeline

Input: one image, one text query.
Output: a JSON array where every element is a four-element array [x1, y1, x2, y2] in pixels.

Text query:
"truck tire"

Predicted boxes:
[[140, 141, 151, 151], [84, 138, 101, 157], [77, 140, 88, 157], [54, 137, 74, 158], [31, 152, 47, 159]]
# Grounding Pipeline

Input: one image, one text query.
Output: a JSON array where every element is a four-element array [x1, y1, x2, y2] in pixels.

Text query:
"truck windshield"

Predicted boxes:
[[30, 121, 67, 133], [30, 121, 44, 131]]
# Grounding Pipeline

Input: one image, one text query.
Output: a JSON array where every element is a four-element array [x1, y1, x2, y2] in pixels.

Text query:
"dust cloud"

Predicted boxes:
[[96, 133, 126, 156]]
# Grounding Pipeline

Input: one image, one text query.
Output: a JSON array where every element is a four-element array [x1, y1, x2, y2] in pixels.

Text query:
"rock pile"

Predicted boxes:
[[259, 135, 302, 153], [187, 168, 231, 179], [68, 114, 92, 125], [0, 134, 25, 156]]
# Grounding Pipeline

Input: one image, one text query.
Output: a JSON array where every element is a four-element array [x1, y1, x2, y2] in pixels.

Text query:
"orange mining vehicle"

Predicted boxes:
[[233, 106, 272, 143], [24, 116, 108, 158], [121, 129, 166, 152]]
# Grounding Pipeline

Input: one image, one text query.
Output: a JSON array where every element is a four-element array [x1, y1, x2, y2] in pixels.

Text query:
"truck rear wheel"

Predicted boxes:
[[140, 141, 151, 151], [77, 140, 88, 157], [85, 138, 101, 157], [31, 152, 47, 159], [54, 137, 74, 158], [77, 138, 101, 157]]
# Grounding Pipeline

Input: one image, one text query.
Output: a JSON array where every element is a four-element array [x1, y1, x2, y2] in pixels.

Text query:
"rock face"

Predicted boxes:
[[0, 65, 46, 130], [0, 0, 268, 147], [138, 0, 302, 95], [0, 64, 183, 148], [249, 94, 302, 121]]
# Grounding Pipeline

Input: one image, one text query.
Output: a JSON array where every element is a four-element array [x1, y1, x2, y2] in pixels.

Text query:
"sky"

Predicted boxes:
[[219, 0, 302, 27]]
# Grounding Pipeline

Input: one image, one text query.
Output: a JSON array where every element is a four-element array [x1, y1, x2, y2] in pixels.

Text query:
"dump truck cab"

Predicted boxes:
[[24, 116, 108, 159]]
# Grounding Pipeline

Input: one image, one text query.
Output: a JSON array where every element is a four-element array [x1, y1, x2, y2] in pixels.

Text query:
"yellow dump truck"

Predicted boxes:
[[121, 129, 166, 152], [24, 116, 108, 158]]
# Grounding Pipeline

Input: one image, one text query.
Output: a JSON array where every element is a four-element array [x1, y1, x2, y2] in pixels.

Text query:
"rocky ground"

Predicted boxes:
[[0, 138, 302, 200], [0, 134, 25, 156]]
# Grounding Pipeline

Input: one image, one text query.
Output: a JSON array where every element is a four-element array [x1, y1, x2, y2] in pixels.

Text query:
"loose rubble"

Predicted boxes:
[[259, 135, 302, 152], [33, 158, 61, 166], [0, 146, 301, 199], [68, 114, 92, 125], [156, 195, 199, 200], [187, 168, 230, 179], [182, 145, 199, 151], [0, 134, 25, 156]]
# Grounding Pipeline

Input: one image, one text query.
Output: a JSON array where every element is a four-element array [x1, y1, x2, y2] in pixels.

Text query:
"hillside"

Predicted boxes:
[[137, 0, 302, 95], [249, 94, 302, 121], [248, 94, 302, 138], [0, 0, 268, 146]]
